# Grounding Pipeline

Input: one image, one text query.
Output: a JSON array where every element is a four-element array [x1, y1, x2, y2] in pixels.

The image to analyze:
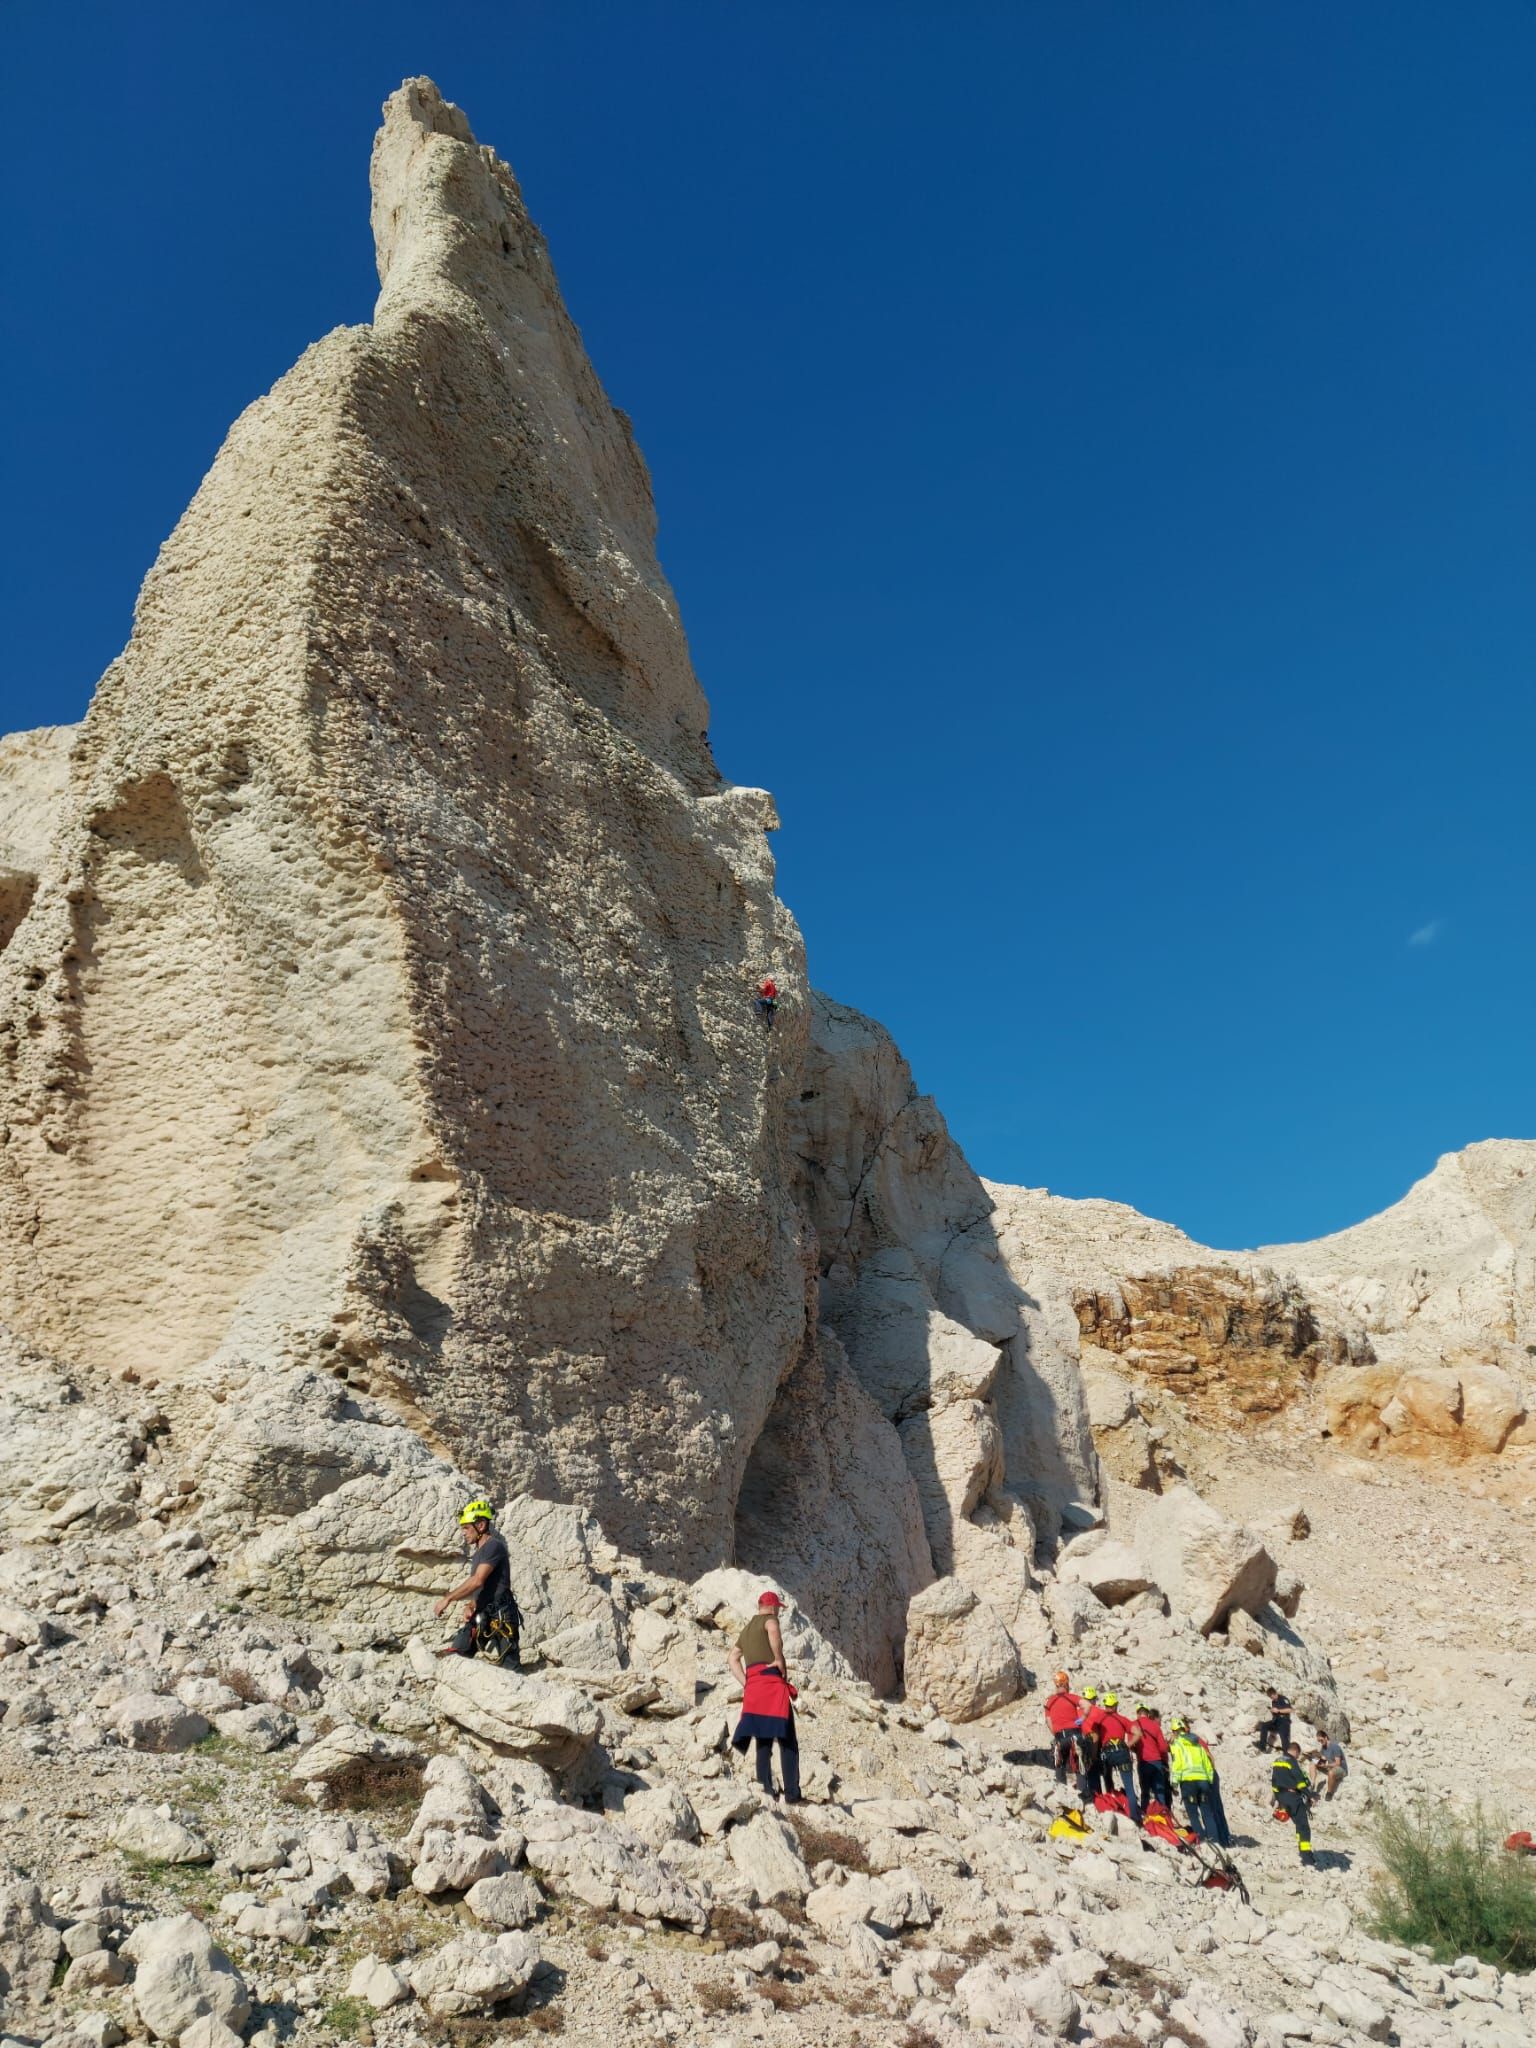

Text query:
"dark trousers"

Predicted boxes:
[[752, 1726, 800, 1800], [1257, 1714, 1291, 1752], [1138, 1758, 1171, 1809], [1278, 1793, 1314, 1862], [1051, 1730, 1074, 1784], [1101, 1748, 1142, 1823], [1075, 1746, 1103, 1803], [1179, 1781, 1222, 1843]]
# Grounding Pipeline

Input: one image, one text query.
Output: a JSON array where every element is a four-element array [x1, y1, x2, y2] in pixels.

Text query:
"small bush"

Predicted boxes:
[[1368, 1803, 1536, 1971], [322, 1997, 369, 2040], [787, 1814, 871, 1872], [280, 1756, 426, 1813], [694, 1981, 740, 2015]]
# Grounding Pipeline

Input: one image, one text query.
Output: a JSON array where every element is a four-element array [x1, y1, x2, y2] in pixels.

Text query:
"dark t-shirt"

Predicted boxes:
[[472, 1532, 512, 1617]]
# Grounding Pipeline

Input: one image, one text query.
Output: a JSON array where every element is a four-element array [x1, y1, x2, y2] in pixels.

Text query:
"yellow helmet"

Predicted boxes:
[[1103, 1692, 1119, 1708], [1170, 1715, 1188, 1732], [458, 1498, 495, 1527]]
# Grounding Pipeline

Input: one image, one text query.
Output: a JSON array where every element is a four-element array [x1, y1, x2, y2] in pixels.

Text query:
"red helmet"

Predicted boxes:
[[758, 1590, 784, 1609]]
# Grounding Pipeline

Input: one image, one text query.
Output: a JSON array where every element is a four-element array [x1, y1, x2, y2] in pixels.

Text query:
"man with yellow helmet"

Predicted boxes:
[[433, 1499, 522, 1667]]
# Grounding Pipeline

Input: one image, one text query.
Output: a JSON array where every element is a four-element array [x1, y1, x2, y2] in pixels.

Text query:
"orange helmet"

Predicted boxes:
[[1054, 1671, 1071, 1689]]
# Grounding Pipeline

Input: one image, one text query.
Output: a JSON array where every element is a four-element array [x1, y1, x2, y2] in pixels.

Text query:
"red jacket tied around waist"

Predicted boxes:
[[742, 1663, 794, 1720]]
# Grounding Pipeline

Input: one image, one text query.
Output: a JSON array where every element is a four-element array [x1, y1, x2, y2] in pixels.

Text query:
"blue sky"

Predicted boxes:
[[5, 2, 1533, 1247]]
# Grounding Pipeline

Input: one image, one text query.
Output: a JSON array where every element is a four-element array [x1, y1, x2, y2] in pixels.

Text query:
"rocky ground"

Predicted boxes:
[[3, 1413, 1533, 2048]]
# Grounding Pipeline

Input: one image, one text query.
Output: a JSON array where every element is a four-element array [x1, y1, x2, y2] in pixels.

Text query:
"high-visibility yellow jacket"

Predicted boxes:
[[1170, 1734, 1214, 1784]]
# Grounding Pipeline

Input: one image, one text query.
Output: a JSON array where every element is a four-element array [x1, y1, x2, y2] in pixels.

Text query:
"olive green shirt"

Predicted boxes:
[[736, 1614, 779, 1668]]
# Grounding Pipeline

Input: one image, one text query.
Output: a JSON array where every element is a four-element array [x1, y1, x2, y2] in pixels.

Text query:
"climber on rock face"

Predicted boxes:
[[754, 977, 778, 1027], [728, 1589, 801, 1802], [432, 1499, 522, 1667]]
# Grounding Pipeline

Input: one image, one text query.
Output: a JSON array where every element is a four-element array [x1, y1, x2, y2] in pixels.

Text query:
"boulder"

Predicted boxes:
[[431, 1660, 600, 1772], [521, 1801, 708, 1932], [804, 1869, 932, 1936], [347, 1957, 411, 2011], [179, 2016, 245, 2048], [233, 1901, 308, 1945], [0, 1879, 62, 2012], [120, 1915, 250, 2043], [212, 1704, 295, 1752], [405, 1756, 494, 1845], [724, 1811, 811, 1904], [411, 1834, 506, 1896], [1056, 1536, 1155, 1607], [464, 1872, 542, 1930], [63, 1949, 130, 1993], [108, 1694, 210, 1753], [1133, 1486, 1277, 1634], [407, 1931, 539, 2019], [901, 1576, 1023, 1722], [110, 1807, 212, 1865], [619, 1783, 699, 1850], [955, 1958, 1081, 2038], [294, 1721, 422, 1792], [1457, 1365, 1526, 1452]]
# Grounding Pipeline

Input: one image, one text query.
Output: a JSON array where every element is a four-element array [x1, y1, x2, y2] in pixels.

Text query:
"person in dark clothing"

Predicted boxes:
[[433, 1499, 522, 1667], [1272, 1744, 1316, 1865], [1256, 1689, 1293, 1753], [728, 1590, 800, 1801]]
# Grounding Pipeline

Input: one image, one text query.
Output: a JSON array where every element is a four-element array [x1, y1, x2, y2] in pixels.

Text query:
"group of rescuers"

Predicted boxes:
[[1043, 1674, 1346, 1868], [431, 1503, 1344, 1862]]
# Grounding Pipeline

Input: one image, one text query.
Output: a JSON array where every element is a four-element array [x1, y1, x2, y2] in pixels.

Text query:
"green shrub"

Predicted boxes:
[[1368, 1803, 1536, 1970]]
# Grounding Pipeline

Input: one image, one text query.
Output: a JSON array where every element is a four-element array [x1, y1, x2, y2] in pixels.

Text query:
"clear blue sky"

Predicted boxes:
[[6, 2, 1533, 1248]]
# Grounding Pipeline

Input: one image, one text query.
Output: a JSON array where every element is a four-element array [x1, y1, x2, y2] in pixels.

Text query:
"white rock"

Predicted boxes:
[[521, 1801, 708, 1932], [120, 1915, 250, 2042], [108, 1693, 210, 1753], [620, 1782, 699, 1849], [411, 1832, 506, 1896], [725, 1811, 810, 1904], [179, 2016, 247, 2048], [1134, 1485, 1277, 1634], [464, 1872, 542, 1929], [432, 1660, 600, 1772], [294, 1721, 421, 1791], [407, 1931, 539, 2018], [110, 1808, 212, 1865], [233, 1901, 308, 1945], [346, 1956, 411, 2011], [901, 1576, 1023, 1723], [0, 1880, 62, 2010], [212, 1704, 295, 1751], [63, 1949, 130, 1992]]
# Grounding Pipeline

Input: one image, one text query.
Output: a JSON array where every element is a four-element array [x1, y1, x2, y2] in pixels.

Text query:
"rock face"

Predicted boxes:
[[0, 77, 807, 1583]]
